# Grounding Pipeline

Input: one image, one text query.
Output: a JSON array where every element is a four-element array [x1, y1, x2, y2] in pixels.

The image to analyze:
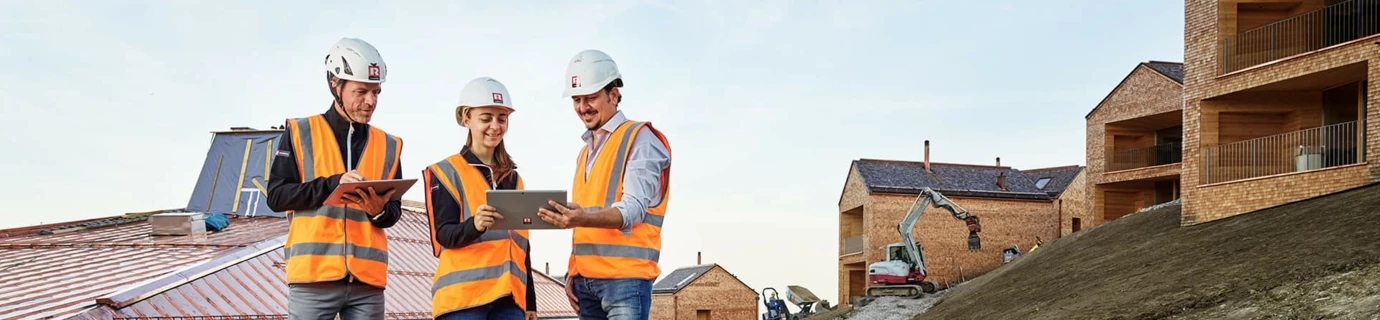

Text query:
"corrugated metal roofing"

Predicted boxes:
[[0, 214, 287, 320], [6, 202, 578, 320]]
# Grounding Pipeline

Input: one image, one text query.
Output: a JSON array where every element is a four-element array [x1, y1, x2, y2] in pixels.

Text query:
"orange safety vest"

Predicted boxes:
[[283, 114, 402, 288], [568, 121, 672, 280], [424, 154, 530, 318]]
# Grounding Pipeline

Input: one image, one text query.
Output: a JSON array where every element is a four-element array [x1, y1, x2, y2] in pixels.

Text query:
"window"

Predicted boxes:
[[1035, 177, 1052, 189], [1072, 218, 1082, 232], [697, 310, 711, 320]]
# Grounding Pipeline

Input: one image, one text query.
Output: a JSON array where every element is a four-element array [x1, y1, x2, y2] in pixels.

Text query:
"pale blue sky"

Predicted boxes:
[[0, 0, 1183, 311]]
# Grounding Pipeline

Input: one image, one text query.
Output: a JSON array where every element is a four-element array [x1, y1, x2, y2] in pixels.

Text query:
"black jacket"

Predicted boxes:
[[265, 106, 402, 228], [427, 146, 535, 311]]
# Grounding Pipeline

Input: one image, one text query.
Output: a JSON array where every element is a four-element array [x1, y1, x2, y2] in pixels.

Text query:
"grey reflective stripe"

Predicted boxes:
[[295, 118, 315, 179], [351, 245, 389, 264], [603, 122, 643, 206], [382, 133, 398, 178], [643, 214, 665, 228], [433, 160, 470, 220], [292, 206, 371, 223], [475, 231, 530, 249], [285, 242, 389, 264], [431, 260, 528, 294], [572, 243, 660, 262]]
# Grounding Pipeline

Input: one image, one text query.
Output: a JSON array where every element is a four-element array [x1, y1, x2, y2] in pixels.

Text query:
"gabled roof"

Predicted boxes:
[[1022, 165, 1085, 197], [852, 159, 1060, 201], [1085, 61, 1184, 119], [0, 201, 580, 320], [651, 264, 753, 295], [0, 212, 288, 320]]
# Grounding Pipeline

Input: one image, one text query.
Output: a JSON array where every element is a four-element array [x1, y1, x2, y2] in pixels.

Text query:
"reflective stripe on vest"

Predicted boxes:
[[569, 121, 672, 280], [424, 154, 530, 317], [283, 114, 401, 288]]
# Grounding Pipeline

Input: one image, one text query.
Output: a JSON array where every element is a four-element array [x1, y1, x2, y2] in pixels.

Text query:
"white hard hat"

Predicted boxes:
[[455, 77, 514, 127], [561, 49, 623, 98], [325, 37, 387, 83]]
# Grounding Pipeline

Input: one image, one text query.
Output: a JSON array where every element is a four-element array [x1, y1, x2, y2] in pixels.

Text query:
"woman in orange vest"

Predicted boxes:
[[423, 77, 536, 320]]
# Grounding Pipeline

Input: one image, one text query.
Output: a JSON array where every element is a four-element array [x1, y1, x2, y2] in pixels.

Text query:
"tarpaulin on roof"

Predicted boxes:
[[185, 131, 286, 217]]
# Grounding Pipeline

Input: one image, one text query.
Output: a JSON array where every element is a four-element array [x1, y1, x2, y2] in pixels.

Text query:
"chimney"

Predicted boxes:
[[697, 251, 702, 265], [545, 262, 550, 275], [996, 172, 1008, 191], [924, 140, 932, 172], [996, 157, 1001, 167]]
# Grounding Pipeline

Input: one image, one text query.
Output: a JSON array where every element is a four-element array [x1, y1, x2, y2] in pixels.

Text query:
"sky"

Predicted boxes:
[[0, 0, 1184, 314]]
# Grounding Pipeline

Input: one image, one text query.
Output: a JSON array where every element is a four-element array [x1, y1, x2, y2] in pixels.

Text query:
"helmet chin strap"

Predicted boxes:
[[332, 79, 362, 124]]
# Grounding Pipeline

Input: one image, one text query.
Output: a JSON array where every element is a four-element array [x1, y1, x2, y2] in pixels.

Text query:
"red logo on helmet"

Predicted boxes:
[[571, 76, 580, 88], [367, 64, 381, 81], [492, 93, 504, 104]]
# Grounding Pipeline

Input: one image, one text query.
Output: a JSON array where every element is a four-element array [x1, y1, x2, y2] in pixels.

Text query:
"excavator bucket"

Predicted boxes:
[[968, 233, 981, 251]]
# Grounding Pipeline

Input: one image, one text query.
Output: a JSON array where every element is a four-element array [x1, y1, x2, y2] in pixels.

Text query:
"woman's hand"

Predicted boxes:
[[473, 204, 505, 232]]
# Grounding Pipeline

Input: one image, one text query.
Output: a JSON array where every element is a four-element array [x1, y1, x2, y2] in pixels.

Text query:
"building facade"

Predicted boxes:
[[1183, 0, 1378, 225], [1083, 61, 1186, 230], [837, 143, 1082, 306], [650, 264, 757, 320]]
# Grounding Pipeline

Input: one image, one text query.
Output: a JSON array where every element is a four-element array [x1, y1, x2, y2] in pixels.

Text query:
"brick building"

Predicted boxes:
[[1181, 0, 1378, 225], [837, 142, 1082, 306], [650, 263, 756, 320], [1081, 61, 1186, 232]]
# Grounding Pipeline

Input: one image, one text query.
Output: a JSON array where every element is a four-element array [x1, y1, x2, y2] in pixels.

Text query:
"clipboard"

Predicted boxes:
[[324, 179, 417, 207]]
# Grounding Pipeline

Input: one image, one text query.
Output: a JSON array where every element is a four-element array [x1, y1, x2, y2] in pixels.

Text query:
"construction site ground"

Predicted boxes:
[[908, 183, 1380, 320]]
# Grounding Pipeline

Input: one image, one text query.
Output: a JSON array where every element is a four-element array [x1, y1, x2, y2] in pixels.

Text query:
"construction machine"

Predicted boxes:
[[760, 286, 833, 320], [864, 187, 981, 299]]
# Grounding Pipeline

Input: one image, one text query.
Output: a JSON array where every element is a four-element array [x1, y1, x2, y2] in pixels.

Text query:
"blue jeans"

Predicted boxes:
[[437, 296, 524, 320], [572, 276, 653, 320]]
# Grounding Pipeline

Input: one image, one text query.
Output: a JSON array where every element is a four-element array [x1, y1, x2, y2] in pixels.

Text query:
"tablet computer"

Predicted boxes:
[[324, 179, 417, 207], [486, 190, 567, 230]]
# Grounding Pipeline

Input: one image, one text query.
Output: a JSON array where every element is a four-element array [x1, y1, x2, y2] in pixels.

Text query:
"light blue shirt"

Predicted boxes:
[[581, 111, 671, 231]]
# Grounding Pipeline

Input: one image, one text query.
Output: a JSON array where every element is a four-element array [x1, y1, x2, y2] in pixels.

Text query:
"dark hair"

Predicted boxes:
[[602, 79, 623, 103]]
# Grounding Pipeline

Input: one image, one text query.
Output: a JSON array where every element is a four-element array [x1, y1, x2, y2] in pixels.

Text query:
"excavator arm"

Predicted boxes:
[[897, 187, 982, 277]]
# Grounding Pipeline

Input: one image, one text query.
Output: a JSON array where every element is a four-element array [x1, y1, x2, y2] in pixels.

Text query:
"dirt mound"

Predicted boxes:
[[807, 292, 946, 320], [915, 183, 1380, 320]]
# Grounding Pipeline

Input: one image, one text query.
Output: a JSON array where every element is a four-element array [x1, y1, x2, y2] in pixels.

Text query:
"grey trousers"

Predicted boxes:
[[288, 279, 386, 320]]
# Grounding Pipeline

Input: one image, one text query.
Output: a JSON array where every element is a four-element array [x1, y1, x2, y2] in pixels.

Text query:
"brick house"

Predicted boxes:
[[1182, 0, 1378, 225], [837, 142, 1082, 306], [650, 263, 756, 320], [1080, 61, 1186, 232]]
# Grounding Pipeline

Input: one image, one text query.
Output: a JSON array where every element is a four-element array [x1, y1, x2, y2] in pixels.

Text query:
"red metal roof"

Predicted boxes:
[[0, 213, 287, 320], [1, 202, 578, 319]]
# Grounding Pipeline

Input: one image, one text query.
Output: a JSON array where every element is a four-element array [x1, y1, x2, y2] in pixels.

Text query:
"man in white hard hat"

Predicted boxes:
[[537, 49, 673, 320], [267, 37, 404, 320]]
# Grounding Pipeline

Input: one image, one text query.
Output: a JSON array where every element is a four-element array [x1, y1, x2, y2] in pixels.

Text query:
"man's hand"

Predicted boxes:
[[564, 274, 580, 312], [342, 186, 394, 216], [525, 311, 538, 320], [473, 204, 505, 232], [340, 170, 365, 184], [537, 201, 583, 229]]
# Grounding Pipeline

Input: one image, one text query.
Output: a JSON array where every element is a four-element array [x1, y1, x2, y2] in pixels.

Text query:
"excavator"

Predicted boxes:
[[864, 187, 981, 300]]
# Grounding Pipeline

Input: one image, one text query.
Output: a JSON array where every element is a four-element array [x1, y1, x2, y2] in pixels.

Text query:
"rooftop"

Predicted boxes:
[[853, 159, 1080, 201], [651, 263, 753, 295], [0, 202, 577, 319]]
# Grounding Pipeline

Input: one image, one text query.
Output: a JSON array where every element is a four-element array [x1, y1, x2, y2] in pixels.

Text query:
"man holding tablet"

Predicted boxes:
[[266, 37, 404, 320], [538, 49, 673, 320]]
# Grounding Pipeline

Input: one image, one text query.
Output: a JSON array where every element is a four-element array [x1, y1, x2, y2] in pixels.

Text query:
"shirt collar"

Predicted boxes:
[[581, 110, 630, 143]]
